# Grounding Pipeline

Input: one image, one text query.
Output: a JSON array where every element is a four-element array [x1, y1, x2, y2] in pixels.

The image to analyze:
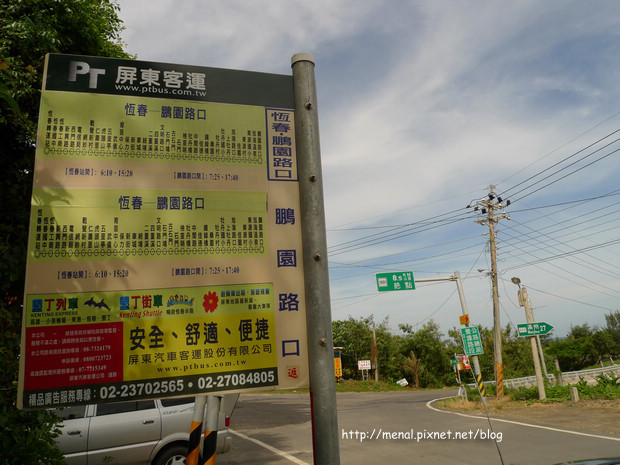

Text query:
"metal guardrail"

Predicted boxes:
[[466, 365, 620, 389]]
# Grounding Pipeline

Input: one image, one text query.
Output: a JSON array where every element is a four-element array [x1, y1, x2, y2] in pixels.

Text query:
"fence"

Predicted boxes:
[[467, 364, 620, 390]]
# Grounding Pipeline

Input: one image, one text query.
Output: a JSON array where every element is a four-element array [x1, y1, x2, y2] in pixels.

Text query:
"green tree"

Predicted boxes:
[[0, 2, 130, 463], [568, 323, 594, 340], [398, 321, 451, 388], [501, 325, 540, 379], [332, 316, 404, 381], [547, 337, 591, 371], [402, 351, 421, 388], [585, 330, 615, 364], [332, 316, 374, 379], [603, 310, 620, 356], [546, 323, 612, 371]]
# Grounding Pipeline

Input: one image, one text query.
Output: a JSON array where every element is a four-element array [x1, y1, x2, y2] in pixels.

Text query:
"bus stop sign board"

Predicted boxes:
[[17, 54, 309, 410]]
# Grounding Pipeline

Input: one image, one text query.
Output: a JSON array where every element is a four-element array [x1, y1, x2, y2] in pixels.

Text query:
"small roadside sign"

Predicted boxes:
[[358, 360, 371, 370], [460, 326, 484, 356], [456, 354, 471, 371], [376, 271, 415, 292], [517, 322, 554, 337], [459, 314, 470, 325], [334, 357, 342, 378]]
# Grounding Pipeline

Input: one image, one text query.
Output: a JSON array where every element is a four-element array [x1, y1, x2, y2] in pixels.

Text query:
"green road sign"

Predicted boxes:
[[376, 271, 415, 292], [517, 322, 554, 337], [460, 326, 484, 356]]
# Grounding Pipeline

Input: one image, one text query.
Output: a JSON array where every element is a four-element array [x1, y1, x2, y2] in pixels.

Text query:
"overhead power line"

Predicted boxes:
[[498, 129, 620, 203]]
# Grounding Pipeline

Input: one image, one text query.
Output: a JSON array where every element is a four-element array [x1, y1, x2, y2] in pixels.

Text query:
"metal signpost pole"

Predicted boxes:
[[453, 272, 487, 405], [413, 273, 487, 403], [187, 395, 207, 465], [202, 395, 221, 465], [291, 52, 341, 465]]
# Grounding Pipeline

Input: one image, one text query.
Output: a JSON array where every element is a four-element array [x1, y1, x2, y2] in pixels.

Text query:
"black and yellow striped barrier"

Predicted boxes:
[[187, 395, 208, 465], [201, 428, 217, 465], [476, 373, 485, 398], [187, 418, 203, 465]]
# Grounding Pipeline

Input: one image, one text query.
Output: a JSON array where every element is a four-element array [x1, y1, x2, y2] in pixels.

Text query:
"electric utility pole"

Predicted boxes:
[[467, 185, 510, 398]]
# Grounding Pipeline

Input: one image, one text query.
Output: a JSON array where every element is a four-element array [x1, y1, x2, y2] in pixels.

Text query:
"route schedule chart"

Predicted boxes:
[[18, 54, 309, 409]]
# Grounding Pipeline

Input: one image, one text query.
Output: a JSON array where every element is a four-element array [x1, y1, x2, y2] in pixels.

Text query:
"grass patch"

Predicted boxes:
[[507, 372, 620, 402], [437, 372, 620, 410], [334, 379, 410, 392], [436, 396, 518, 413], [250, 379, 414, 394]]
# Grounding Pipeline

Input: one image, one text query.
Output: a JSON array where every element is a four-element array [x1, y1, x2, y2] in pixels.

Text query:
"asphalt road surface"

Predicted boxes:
[[218, 389, 620, 465]]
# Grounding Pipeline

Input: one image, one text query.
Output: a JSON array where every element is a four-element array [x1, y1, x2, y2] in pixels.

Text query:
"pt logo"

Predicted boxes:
[[68, 61, 105, 89]]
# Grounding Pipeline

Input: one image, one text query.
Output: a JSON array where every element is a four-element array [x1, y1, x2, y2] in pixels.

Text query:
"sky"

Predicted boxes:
[[116, 0, 620, 340]]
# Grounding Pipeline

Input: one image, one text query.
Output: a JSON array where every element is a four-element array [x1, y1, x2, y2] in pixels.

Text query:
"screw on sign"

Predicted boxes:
[[460, 326, 484, 356], [517, 322, 554, 337], [358, 360, 371, 370], [457, 354, 471, 371], [375, 272, 415, 292]]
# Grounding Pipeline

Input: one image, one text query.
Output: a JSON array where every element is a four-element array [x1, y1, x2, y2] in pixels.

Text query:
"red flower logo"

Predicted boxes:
[[203, 291, 219, 313]]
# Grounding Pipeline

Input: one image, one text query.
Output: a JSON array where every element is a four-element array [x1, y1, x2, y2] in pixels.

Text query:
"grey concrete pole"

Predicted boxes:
[[291, 52, 341, 465], [529, 305, 550, 380], [535, 335, 549, 379], [521, 287, 546, 400]]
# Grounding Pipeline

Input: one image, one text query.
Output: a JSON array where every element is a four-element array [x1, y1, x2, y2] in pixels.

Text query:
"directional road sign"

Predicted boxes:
[[376, 271, 415, 292], [460, 326, 484, 356], [517, 322, 554, 337]]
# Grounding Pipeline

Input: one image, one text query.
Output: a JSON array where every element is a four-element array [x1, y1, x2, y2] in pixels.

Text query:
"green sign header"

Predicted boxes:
[[43, 54, 294, 108]]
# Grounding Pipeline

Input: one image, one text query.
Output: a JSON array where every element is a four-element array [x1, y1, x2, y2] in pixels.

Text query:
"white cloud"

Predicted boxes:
[[116, 0, 620, 337], [120, 0, 383, 71]]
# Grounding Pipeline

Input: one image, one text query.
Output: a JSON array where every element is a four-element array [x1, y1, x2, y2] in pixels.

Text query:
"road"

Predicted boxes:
[[219, 389, 620, 465]]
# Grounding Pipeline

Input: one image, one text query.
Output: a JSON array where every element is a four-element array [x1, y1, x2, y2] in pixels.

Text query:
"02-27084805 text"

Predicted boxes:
[[93, 368, 278, 403]]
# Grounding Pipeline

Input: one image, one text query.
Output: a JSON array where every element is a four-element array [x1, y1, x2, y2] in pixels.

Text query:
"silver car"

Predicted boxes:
[[55, 395, 238, 465]]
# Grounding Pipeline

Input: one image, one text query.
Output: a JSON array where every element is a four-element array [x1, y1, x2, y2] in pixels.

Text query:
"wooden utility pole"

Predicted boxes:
[[371, 322, 379, 382], [487, 202, 504, 398], [468, 185, 510, 398]]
